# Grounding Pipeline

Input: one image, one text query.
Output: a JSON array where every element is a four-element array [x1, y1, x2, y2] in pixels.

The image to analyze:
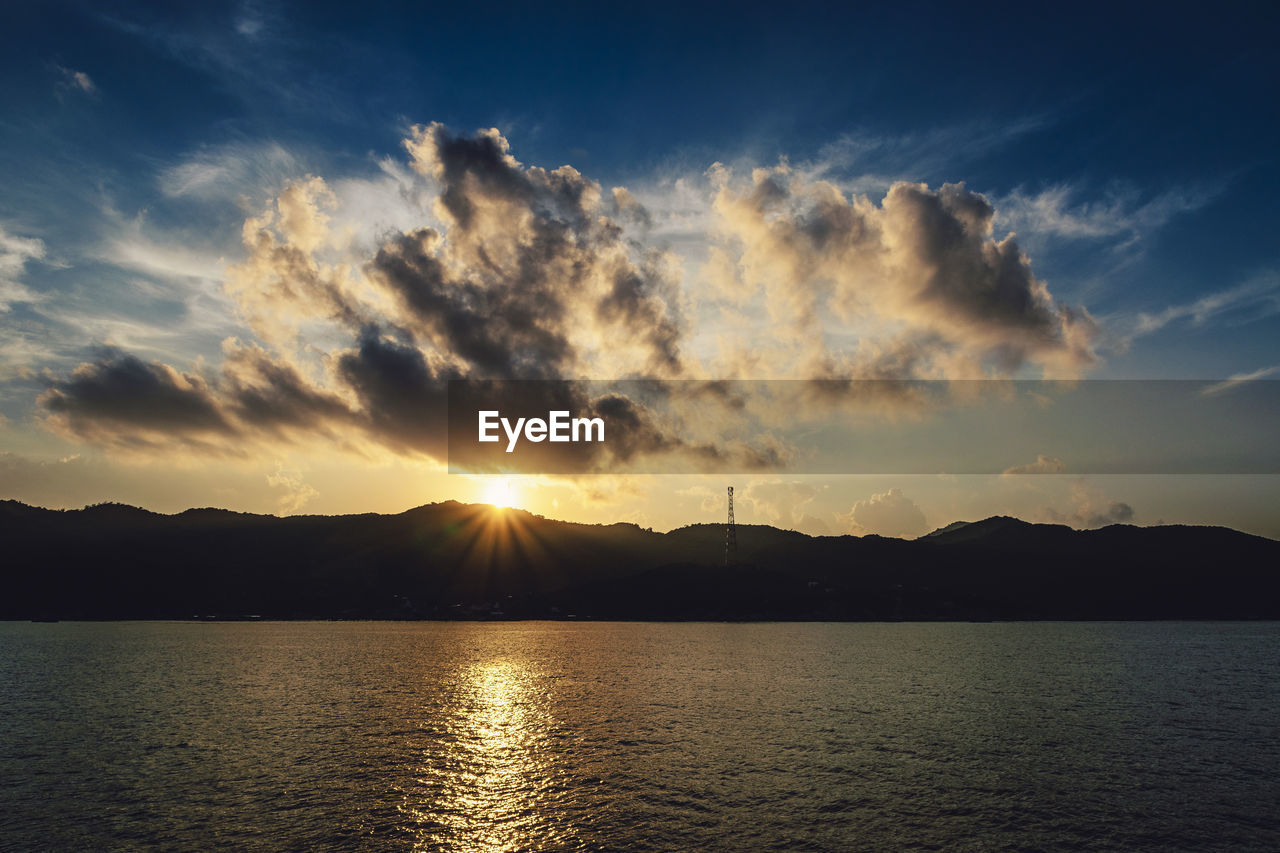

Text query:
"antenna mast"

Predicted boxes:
[[725, 485, 737, 566]]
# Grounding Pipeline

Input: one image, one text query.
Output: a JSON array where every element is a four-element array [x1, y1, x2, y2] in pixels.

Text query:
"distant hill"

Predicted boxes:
[[1, 500, 1277, 620], [920, 520, 973, 538]]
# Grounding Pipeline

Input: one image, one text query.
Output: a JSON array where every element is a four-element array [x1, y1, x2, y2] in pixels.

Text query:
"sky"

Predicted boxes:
[[1, 0, 1278, 537]]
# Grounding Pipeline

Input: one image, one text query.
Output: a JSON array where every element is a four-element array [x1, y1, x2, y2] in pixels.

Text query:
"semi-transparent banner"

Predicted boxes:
[[446, 379, 1280, 475]]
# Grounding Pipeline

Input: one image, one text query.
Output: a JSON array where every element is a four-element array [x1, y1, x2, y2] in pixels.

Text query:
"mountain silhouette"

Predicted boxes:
[[2, 500, 1276, 620]]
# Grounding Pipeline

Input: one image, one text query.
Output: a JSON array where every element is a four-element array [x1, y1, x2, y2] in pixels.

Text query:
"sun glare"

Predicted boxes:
[[481, 478, 515, 509]]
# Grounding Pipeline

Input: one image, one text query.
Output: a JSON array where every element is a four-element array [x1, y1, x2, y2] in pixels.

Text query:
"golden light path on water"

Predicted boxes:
[[6, 623, 1280, 849], [402, 657, 554, 852]]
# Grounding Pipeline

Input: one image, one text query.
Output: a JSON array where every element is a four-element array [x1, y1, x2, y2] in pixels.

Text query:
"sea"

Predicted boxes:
[[1, 621, 1277, 851]]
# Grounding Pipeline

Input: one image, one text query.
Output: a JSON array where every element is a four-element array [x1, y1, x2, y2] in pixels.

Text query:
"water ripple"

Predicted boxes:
[[1, 621, 1278, 850]]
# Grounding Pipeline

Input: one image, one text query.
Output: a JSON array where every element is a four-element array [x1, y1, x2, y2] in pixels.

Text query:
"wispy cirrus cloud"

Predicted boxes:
[[104, 226, 228, 283], [1133, 271, 1280, 337], [996, 181, 1220, 248], [1201, 365, 1280, 397], [98, 5, 363, 123], [0, 227, 48, 312], [806, 114, 1055, 192], [158, 141, 303, 201]]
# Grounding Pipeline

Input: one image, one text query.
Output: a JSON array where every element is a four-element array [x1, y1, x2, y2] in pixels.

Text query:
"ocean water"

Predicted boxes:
[[1, 621, 1277, 851]]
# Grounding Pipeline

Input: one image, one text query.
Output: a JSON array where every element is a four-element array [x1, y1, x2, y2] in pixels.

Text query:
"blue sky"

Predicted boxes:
[[1, 0, 1278, 533]]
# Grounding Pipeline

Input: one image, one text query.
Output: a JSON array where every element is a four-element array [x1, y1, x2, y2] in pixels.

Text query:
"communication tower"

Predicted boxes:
[[725, 485, 737, 566]]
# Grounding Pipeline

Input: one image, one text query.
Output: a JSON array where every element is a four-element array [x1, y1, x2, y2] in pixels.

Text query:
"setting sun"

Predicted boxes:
[[3, 5, 1279, 853], [481, 478, 516, 509]]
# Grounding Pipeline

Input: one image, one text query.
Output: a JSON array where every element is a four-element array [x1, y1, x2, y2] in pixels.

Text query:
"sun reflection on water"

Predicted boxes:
[[403, 657, 553, 852]]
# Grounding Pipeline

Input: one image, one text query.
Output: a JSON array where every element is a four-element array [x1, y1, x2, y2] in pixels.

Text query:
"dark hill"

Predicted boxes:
[[1, 500, 1276, 620]]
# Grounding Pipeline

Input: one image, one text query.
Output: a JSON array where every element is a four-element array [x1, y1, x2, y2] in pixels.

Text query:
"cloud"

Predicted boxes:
[[36, 341, 362, 456], [106, 228, 227, 283], [235, 3, 267, 38], [265, 462, 317, 514], [398, 123, 685, 378], [221, 340, 358, 437], [743, 480, 830, 534], [55, 65, 97, 95], [841, 488, 928, 538], [1133, 271, 1280, 337], [216, 126, 687, 380], [0, 227, 47, 312], [218, 126, 694, 464], [676, 484, 723, 515], [1046, 499, 1134, 529], [99, 8, 353, 122], [37, 125, 1102, 469], [807, 115, 1053, 191], [1003, 454, 1066, 475], [334, 326, 450, 456], [997, 182, 1216, 246], [38, 350, 236, 452], [368, 227, 574, 379], [707, 166, 1098, 378], [1039, 480, 1135, 529], [1202, 365, 1280, 397], [34, 119, 706, 464], [158, 141, 302, 201]]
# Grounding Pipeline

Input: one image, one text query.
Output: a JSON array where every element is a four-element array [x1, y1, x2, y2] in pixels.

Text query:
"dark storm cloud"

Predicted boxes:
[[423, 126, 537, 231], [335, 326, 454, 456], [37, 344, 367, 453], [885, 183, 1063, 344], [368, 227, 574, 379], [597, 265, 681, 374], [39, 350, 233, 442], [222, 344, 357, 434]]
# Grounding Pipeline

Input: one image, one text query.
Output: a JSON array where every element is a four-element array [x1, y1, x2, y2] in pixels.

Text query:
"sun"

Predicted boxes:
[[481, 477, 516, 509]]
